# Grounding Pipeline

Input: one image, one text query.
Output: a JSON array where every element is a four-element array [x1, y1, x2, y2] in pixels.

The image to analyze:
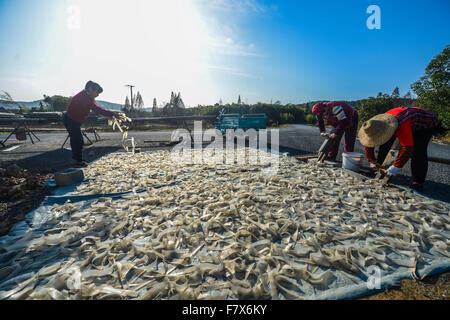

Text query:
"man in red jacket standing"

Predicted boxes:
[[63, 81, 115, 167], [312, 101, 359, 161], [358, 106, 438, 192]]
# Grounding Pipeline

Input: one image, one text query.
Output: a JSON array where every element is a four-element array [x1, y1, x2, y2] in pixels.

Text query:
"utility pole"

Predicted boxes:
[[125, 84, 135, 108]]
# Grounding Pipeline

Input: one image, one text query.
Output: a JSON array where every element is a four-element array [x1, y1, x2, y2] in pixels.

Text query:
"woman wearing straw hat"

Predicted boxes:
[[312, 101, 359, 161], [358, 106, 438, 192]]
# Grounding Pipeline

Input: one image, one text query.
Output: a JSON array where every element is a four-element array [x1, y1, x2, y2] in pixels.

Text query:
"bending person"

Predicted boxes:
[[312, 101, 359, 161], [63, 81, 116, 167], [358, 106, 438, 192]]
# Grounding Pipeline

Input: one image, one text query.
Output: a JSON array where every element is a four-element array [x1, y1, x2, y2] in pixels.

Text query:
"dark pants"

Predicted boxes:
[[63, 113, 84, 162], [376, 128, 435, 184], [328, 112, 359, 160]]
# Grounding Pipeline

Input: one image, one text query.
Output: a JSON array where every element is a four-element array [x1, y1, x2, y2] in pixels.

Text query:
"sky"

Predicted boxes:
[[0, 0, 449, 107]]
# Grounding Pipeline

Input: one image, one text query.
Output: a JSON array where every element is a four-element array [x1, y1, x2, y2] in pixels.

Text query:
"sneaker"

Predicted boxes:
[[410, 182, 424, 192], [74, 161, 89, 168]]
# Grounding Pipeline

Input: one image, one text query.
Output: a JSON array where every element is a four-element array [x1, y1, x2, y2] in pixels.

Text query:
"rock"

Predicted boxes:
[[54, 168, 84, 186], [6, 164, 21, 178]]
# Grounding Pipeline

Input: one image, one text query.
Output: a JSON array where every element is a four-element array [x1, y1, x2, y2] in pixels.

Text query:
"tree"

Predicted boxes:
[[122, 96, 131, 112], [153, 98, 157, 109], [237, 95, 241, 105], [218, 98, 223, 106], [411, 45, 450, 129], [391, 87, 400, 98], [356, 96, 391, 123], [43, 95, 71, 111], [403, 91, 412, 99], [177, 92, 185, 108], [0, 91, 14, 102], [135, 92, 144, 108]]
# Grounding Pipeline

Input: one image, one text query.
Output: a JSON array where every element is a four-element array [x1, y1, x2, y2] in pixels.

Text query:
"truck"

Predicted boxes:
[[215, 109, 267, 134]]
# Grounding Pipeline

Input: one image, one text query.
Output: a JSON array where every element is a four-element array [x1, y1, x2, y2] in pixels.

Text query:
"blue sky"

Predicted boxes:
[[0, 0, 449, 106]]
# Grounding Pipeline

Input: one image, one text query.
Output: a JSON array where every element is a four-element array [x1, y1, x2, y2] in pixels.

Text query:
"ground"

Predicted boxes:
[[0, 124, 449, 300]]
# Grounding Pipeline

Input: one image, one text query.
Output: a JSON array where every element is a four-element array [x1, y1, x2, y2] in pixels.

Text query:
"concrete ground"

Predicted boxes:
[[1, 124, 449, 202]]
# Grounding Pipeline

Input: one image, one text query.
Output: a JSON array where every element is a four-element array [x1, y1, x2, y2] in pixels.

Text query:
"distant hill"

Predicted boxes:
[[96, 100, 123, 111]]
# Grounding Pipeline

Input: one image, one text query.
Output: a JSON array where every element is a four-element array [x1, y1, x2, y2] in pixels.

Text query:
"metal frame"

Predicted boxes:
[[0, 121, 41, 147]]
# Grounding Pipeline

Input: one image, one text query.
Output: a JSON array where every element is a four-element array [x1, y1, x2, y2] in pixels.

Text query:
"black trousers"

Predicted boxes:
[[63, 113, 84, 162], [376, 128, 435, 184]]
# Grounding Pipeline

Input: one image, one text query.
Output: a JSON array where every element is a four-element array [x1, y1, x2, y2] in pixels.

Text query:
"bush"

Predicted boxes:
[[305, 114, 315, 124], [280, 112, 294, 124], [356, 93, 415, 124]]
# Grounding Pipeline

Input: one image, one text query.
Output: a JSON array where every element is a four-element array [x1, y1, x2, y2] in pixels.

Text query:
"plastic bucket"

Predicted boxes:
[[15, 127, 27, 141], [342, 152, 362, 172]]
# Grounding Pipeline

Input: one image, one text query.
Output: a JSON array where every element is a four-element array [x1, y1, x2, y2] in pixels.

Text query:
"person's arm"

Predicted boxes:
[[317, 114, 325, 133], [92, 104, 114, 118], [392, 146, 414, 168], [386, 121, 414, 175], [365, 147, 377, 164]]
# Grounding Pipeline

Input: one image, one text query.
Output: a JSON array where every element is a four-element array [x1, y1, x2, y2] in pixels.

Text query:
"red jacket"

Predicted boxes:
[[66, 90, 114, 123], [365, 107, 437, 168], [317, 101, 357, 135]]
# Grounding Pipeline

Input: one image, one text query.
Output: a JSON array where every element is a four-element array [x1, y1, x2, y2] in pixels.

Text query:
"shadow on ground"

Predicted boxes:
[[1, 146, 123, 174]]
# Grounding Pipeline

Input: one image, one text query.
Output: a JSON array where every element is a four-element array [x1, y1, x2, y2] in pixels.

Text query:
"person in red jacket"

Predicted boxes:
[[63, 81, 116, 167], [358, 107, 438, 192], [312, 101, 359, 161]]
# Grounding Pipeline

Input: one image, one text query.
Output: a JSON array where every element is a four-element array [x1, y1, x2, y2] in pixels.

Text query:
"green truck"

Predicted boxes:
[[215, 109, 267, 134]]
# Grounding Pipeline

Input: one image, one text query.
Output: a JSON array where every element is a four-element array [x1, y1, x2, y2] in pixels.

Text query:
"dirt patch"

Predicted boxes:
[[360, 272, 450, 300], [432, 132, 450, 145], [0, 164, 53, 236]]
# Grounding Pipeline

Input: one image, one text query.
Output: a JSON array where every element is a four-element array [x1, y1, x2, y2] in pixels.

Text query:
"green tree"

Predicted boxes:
[[403, 91, 412, 99], [43, 95, 71, 111], [411, 45, 450, 129], [135, 92, 144, 108], [391, 87, 400, 98], [356, 94, 394, 124], [122, 96, 131, 113], [0, 91, 14, 102], [306, 114, 316, 124]]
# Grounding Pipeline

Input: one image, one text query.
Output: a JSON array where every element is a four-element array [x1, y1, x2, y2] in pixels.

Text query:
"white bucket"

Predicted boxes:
[[342, 152, 363, 172]]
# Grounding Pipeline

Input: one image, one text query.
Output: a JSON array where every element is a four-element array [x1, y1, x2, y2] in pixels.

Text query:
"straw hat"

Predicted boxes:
[[358, 113, 398, 147]]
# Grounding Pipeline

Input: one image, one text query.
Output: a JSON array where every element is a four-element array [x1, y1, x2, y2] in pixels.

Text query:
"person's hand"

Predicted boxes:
[[386, 165, 399, 177], [320, 132, 328, 138], [329, 133, 337, 139], [370, 162, 381, 170]]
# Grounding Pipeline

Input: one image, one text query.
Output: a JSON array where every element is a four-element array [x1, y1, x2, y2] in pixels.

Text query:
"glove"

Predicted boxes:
[[386, 165, 399, 176]]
